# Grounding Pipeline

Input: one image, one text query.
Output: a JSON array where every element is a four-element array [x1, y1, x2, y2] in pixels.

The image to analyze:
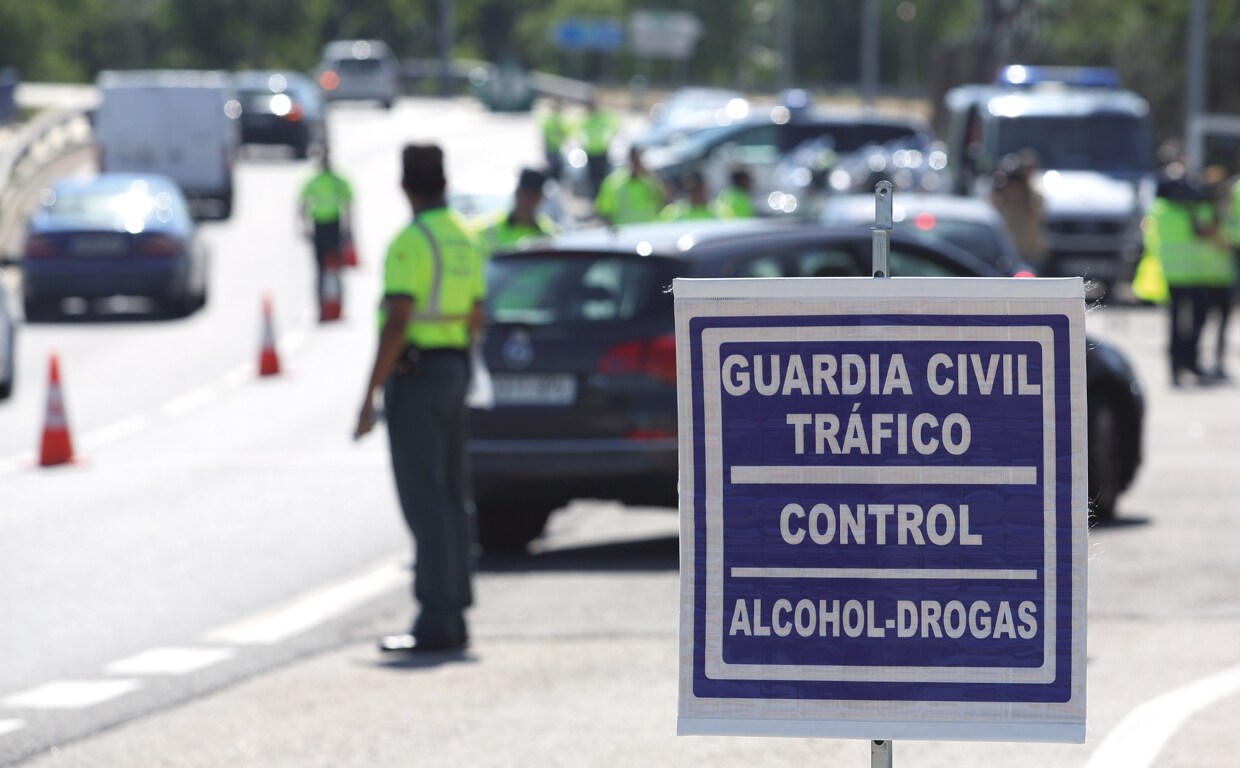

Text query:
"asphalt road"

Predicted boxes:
[[0, 96, 548, 761], [1, 98, 1239, 767]]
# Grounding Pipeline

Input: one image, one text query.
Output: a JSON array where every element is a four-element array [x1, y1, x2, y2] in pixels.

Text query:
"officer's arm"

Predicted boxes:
[[355, 295, 413, 439], [468, 301, 484, 344]]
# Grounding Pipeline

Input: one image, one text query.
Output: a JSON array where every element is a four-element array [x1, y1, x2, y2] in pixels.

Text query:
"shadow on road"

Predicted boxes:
[[361, 650, 480, 672], [478, 533, 678, 574], [1089, 514, 1152, 531]]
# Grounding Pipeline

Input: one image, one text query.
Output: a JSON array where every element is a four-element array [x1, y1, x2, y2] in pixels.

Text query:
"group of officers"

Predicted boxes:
[[1138, 160, 1240, 386], [540, 99, 757, 227]]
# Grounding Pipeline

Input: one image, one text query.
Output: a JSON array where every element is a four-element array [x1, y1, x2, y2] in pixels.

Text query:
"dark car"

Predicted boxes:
[[234, 70, 326, 159], [471, 219, 1144, 551], [21, 174, 209, 319], [641, 108, 931, 214]]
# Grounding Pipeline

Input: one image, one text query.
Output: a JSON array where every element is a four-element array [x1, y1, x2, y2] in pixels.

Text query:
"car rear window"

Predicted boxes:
[[486, 253, 674, 326], [335, 58, 384, 74]]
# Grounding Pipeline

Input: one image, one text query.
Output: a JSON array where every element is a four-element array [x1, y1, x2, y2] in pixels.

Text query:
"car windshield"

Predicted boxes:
[[335, 58, 383, 74], [994, 114, 1153, 173], [486, 254, 671, 326], [44, 185, 177, 224], [786, 122, 920, 154]]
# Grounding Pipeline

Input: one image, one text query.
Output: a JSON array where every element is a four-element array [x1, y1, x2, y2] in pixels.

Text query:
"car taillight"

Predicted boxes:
[[139, 234, 181, 257], [24, 234, 55, 259], [285, 102, 304, 121], [319, 70, 339, 91], [597, 333, 677, 384], [1014, 270, 1036, 278]]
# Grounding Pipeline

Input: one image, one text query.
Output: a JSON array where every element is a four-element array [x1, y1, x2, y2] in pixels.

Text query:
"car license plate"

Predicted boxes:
[[491, 374, 577, 406], [70, 234, 130, 257]]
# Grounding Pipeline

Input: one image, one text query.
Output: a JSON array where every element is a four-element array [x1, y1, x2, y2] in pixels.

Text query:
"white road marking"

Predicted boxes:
[[0, 719, 24, 736], [204, 558, 406, 645], [104, 647, 236, 676], [0, 453, 29, 477], [101, 449, 387, 470], [77, 415, 152, 451], [1085, 663, 1240, 768], [2, 680, 141, 710], [160, 386, 221, 419], [222, 363, 251, 389]]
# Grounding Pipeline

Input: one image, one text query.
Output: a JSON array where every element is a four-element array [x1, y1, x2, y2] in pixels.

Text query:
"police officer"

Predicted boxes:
[[659, 171, 717, 221], [579, 99, 618, 197], [298, 148, 353, 300], [480, 169, 556, 253], [355, 144, 486, 653], [712, 167, 756, 219], [595, 146, 665, 226], [1149, 167, 1235, 385], [539, 100, 568, 181]]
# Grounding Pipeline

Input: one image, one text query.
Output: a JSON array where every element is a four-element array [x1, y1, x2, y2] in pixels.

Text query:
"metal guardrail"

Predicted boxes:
[[0, 107, 93, 261]]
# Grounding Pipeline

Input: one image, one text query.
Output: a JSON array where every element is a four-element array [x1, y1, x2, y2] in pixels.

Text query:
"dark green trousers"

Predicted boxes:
[[384, 351, 473, 642]]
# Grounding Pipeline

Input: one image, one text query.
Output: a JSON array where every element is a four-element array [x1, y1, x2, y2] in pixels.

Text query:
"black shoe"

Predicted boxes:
[[377, 633, 468, 654]]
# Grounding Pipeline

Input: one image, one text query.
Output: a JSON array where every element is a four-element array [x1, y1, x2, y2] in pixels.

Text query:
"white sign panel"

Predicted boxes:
[[628, 10, 703, 60], [675, 276, 1088, 743]]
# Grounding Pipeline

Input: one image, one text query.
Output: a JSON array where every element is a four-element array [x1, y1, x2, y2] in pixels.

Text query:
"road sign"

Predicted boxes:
[[674, 276, 1087, 743], [549, 17, 624, 53], [628, 10, 702, 60]]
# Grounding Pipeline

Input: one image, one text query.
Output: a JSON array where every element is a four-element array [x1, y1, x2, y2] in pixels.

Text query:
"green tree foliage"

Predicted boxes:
[[4, 0, 1240, 148]]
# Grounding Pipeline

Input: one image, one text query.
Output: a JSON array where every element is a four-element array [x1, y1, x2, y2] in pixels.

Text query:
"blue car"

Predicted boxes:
[[21, 174, 209, 319]]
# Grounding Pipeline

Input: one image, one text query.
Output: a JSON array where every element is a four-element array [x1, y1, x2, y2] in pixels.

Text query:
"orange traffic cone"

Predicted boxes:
[[258, 295, 281, 376], [39, 353, 75, 467], [342, 239, 359, 268], [319, 257, 343, 322]]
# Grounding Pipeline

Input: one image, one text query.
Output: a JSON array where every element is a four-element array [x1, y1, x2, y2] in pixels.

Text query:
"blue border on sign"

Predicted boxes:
[[689, 313, 1076, 704]]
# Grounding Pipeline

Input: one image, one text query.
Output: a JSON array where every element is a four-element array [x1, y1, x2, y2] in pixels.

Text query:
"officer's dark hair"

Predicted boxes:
[[517, 168, 546, 194], [401, 144, 446, 198]]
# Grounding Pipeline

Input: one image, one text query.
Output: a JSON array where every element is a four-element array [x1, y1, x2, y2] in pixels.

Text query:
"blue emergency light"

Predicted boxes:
[[995, 65, 1121, 89]]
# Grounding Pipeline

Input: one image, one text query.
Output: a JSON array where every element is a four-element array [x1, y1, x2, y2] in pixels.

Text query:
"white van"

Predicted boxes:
[[94, 70, 239, 219]]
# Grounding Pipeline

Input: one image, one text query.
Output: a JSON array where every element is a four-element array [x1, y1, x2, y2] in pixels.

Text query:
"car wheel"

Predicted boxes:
[[474, 495, 554, 554], [294, 141, 310, 160], [1088, 397, 1122, 523]]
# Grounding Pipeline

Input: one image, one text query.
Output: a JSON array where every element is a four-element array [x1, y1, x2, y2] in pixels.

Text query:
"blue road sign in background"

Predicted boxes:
[[674, 277, 1087, 743], [549, 17, 624, 53]]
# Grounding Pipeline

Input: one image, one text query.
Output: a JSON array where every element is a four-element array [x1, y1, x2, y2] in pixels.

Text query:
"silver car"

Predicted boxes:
[[820, 192, 1034, 277], [317, 39, 400, 110]]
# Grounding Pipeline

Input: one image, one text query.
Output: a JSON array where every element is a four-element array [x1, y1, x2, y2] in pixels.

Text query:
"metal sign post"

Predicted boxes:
[[872, 180, 892, 278], [871, 740, 892, 768], [870, 181, 893, 768]]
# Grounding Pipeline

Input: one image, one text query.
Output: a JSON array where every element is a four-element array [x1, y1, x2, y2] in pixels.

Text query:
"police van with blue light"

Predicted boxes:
[[943, 65, 1158, 297]]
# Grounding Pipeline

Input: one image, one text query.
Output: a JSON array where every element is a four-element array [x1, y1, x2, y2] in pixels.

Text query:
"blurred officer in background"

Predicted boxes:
[[1148, 165, 1235, 385], [579, 99, 619, 197], [479, 168, 556, 253], [991, 151, 1047, 272], [539, 100, 568, 181], [355, 144, 487, 654], [298, 148, 353, 298], [712, 166, 755, 218], [660, 171, 717, 221], [595, 146, 665, 226]]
